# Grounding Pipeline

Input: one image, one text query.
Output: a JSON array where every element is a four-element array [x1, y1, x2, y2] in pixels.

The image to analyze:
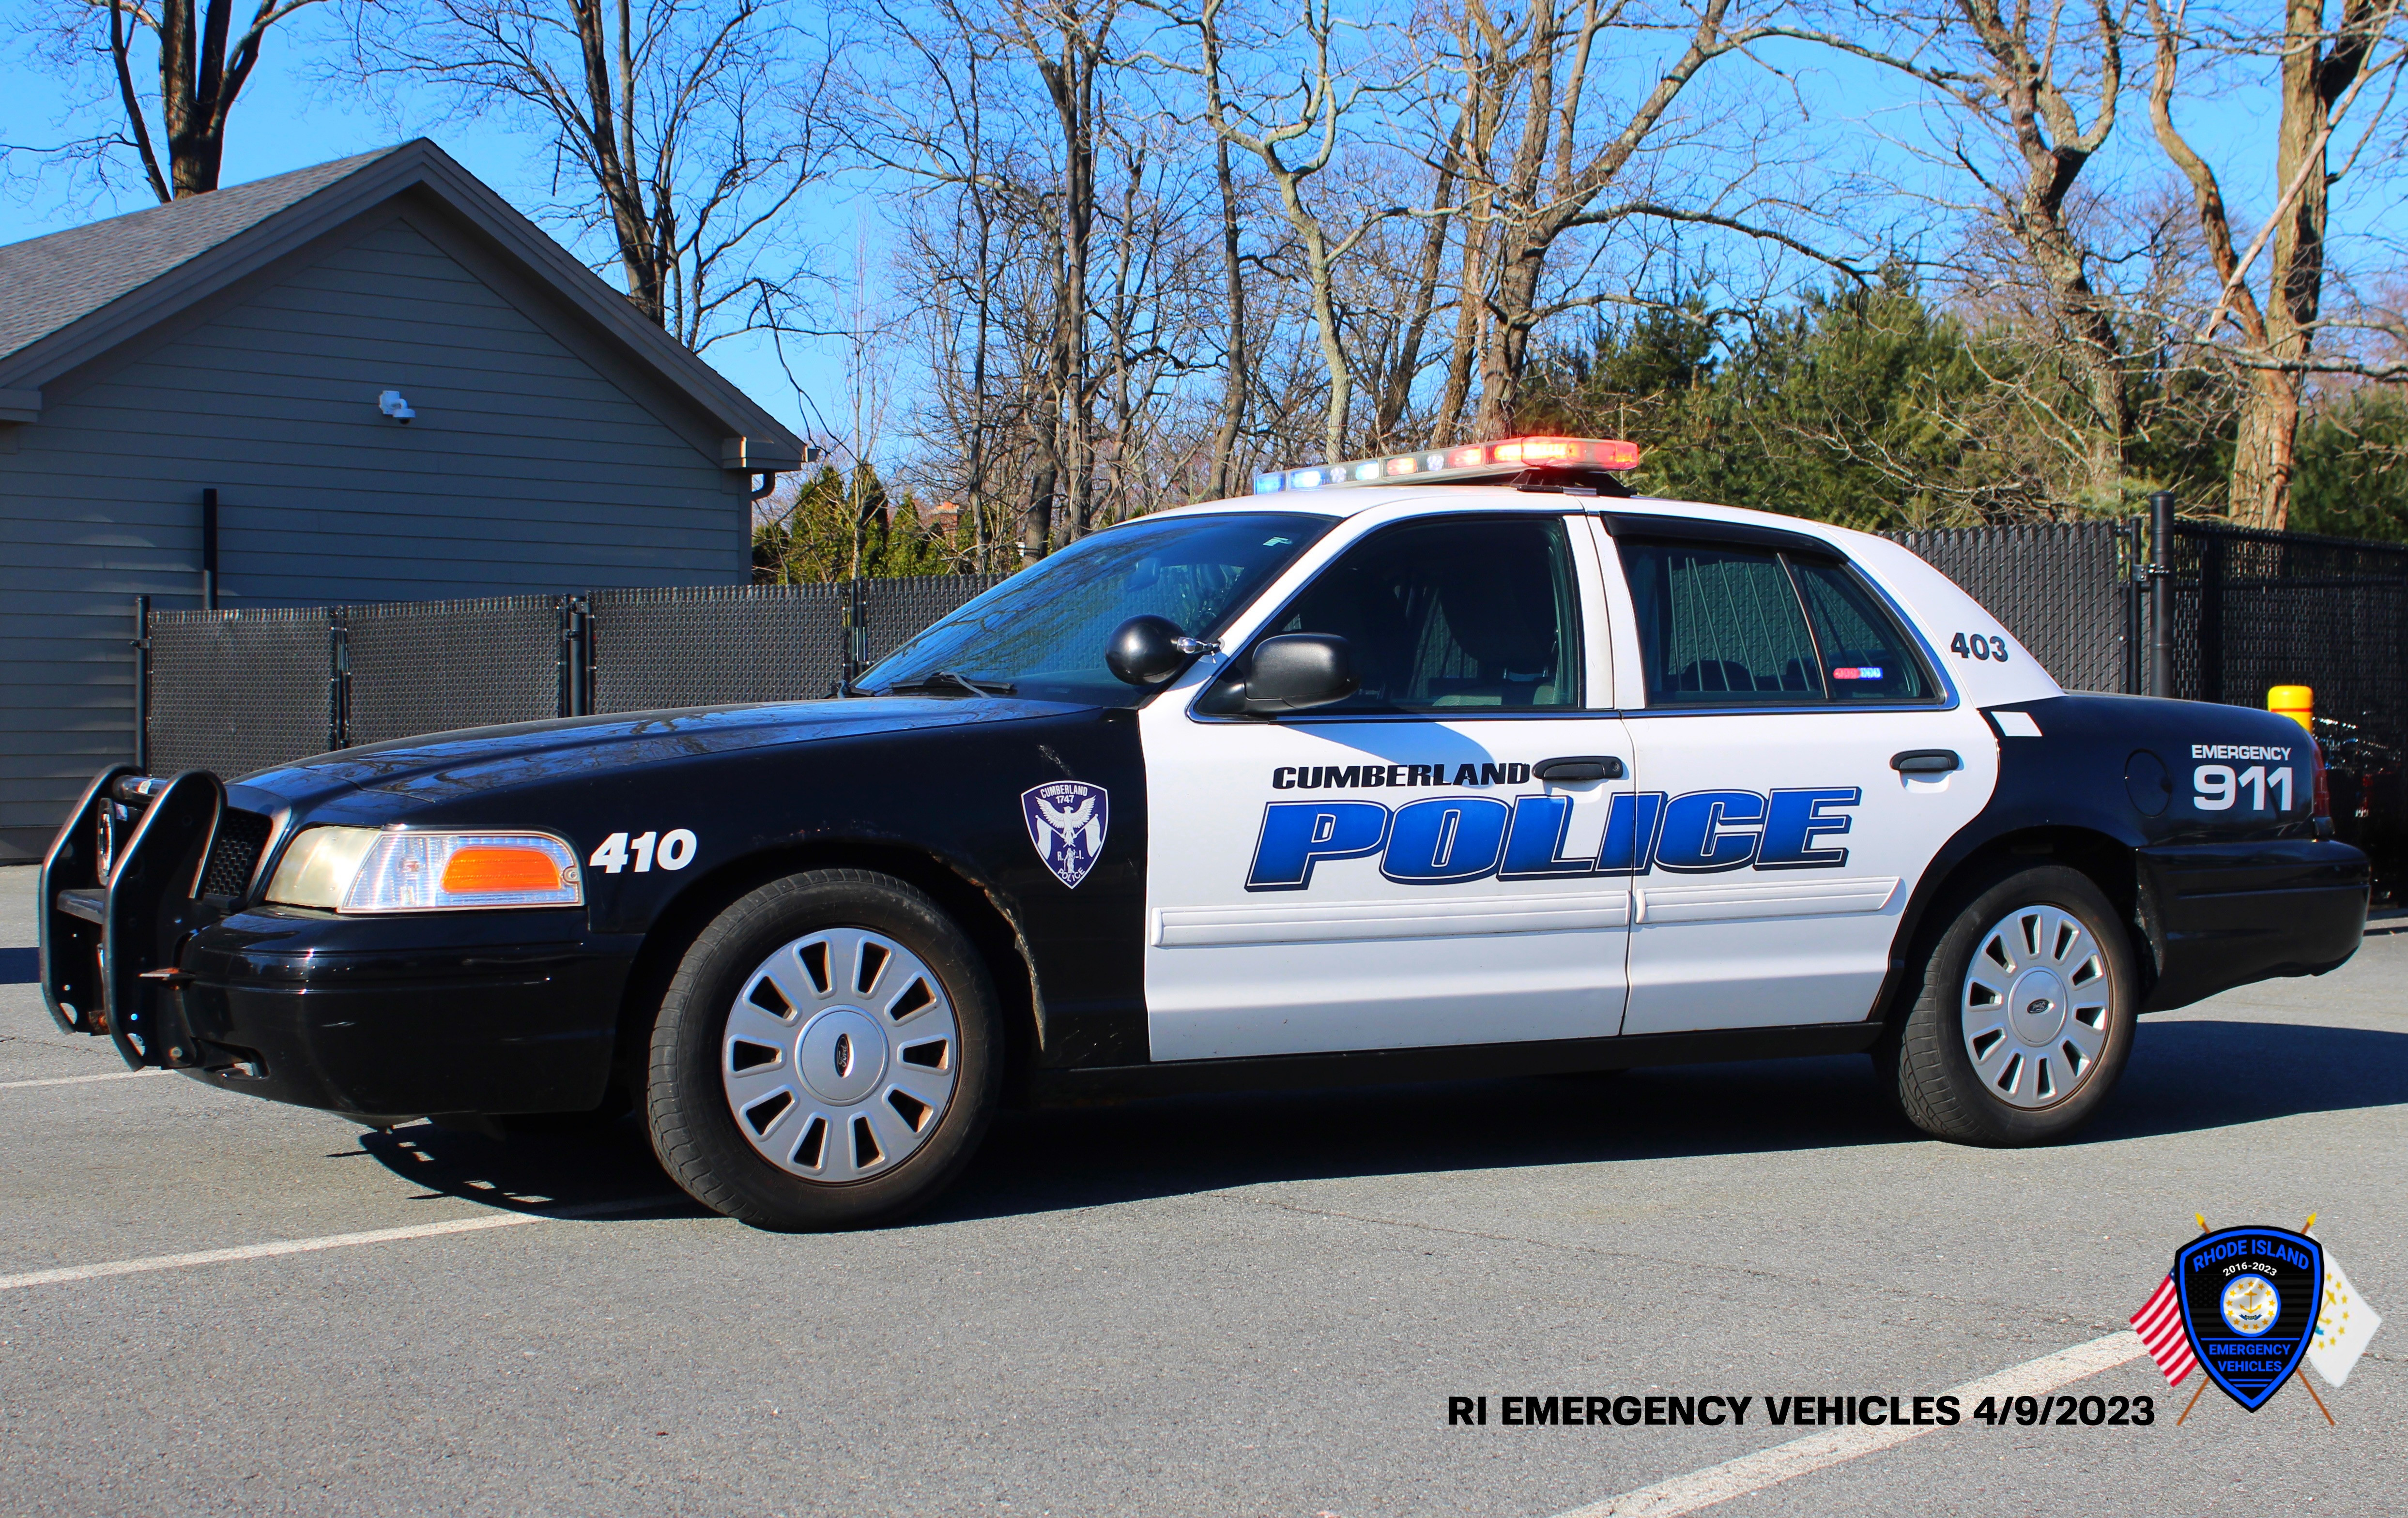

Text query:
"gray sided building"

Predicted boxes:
[[0, 140, 803, 862]]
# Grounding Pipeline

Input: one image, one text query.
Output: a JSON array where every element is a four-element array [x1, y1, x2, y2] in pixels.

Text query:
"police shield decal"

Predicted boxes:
[[2175, 1226, 2323, 1411], [1023, 781, 1109, 888]]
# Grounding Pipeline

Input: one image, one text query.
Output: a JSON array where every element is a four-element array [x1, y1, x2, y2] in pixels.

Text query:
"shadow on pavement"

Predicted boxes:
[[343, 1017, 2408, 1230], [926, 1017, 2408, 1225], [354, 1118, 707, 1223]]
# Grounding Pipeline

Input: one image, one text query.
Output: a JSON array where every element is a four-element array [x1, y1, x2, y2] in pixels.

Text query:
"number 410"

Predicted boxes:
[[2194, 764, 2291, 812]]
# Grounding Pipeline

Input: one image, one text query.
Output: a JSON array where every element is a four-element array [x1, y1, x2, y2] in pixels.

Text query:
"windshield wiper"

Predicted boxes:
[[876, 670, 1017, 698]]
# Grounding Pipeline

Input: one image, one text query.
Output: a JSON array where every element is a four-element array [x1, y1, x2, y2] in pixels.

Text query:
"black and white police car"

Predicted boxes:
[[41, 437, 2370, 1228]]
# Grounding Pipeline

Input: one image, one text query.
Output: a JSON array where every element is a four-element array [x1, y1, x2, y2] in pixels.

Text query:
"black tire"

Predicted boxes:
[[645, 869, 1002, 1230], [1878, 863, 2137, 1147]]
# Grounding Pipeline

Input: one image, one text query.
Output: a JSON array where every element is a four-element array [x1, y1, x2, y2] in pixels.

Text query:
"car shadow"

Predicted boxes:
[[921, 1017, 2408, 1225], [353, 1118, 708, 1222], [348, 1017, 2408, 1229]]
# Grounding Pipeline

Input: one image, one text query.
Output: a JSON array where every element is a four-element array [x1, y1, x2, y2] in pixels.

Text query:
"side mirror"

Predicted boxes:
[[1243, 634, 1357, 714], [1106, 615, 1190, 687]]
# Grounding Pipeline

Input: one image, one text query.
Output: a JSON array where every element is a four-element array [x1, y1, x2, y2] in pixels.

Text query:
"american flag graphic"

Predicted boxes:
[[2131, 1275, 2198, 1386]]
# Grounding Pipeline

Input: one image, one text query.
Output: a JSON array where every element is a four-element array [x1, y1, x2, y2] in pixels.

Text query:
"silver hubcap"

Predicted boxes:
[[1961, 903, 2111, 1109], [722, 928, 958, 1181]]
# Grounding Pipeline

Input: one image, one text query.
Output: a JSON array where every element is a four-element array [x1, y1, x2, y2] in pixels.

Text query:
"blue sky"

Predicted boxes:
[[4, 5, 2397, 473], [0, 15, 858, 442]]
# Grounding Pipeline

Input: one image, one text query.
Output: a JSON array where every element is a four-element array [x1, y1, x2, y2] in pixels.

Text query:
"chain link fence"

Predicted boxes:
[[143, 574, 1012, 779], [146, 607, 336, 776], [129, 531, 2408, 893], [346, 594, 567, 747], [1886, 522, 2134, 693], [589, 583, 847, 712]]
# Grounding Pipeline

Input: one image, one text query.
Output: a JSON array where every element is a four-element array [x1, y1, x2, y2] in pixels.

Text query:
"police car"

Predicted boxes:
[[40, 438, 2370, 1229]]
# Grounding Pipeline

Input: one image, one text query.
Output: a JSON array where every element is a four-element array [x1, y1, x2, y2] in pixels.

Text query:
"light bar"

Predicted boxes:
[[1253, 436, 1640, 494]]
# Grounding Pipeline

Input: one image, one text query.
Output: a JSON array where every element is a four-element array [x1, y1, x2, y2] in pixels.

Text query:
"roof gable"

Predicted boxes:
[[0, 140, 800, 470], [0, 149, 402, 366]]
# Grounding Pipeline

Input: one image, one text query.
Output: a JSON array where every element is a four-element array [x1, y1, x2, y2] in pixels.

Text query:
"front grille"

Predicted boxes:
[[200, 809, 276, 898]]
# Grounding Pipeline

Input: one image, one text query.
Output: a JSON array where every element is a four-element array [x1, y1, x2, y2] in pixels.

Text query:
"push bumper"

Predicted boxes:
[[39, 766, 636, 1119], [2139, 837, 2370, 1012]]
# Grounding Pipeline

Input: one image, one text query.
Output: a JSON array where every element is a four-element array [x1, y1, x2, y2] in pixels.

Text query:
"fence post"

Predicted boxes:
[[857, 575, 876, 688], [327, 608, 351, 752], [2148, 491, 2175, 698], [556, 596, 594, 718], [131, 595, 151, 772], [2117, 517, 2142, 694], [2197, 531, 2226, 705]]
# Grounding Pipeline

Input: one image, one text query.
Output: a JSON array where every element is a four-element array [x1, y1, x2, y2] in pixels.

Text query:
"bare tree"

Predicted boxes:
[[1822, 0, 2135, 501], [1181, 0, 1410, 460], [351, 0, 834, 348], [32, 0, 331, 200], [1455, 0, 1847, 436], [2147, 0, 2405, 527]]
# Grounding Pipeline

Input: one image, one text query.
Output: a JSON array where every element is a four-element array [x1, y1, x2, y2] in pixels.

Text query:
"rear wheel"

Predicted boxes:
[[645, 869, 1001, 1229], [1880, 864, 2137, 1146]]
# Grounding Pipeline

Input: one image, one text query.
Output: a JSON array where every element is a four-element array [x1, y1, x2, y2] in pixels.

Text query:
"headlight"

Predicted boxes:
[[265, 827, 583, 912]]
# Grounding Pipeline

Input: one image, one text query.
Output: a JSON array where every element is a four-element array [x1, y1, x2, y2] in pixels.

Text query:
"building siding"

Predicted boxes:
[[0, 212, 753, 860]]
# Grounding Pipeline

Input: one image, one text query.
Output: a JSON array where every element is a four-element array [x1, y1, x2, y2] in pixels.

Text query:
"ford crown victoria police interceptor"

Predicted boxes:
[[40, 438, 2369, 1229]]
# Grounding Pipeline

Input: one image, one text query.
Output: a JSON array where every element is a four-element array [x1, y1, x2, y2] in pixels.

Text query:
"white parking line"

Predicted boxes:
[[1555, 1331, 2146, 1518], [0, 1068, 164, 1091], [0, 1196, 681, 1291]]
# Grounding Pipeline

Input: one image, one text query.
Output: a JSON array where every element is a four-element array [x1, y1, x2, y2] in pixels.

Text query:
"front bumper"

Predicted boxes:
[[40, 767, 637, 1120], [2140, 837, 2370, 1011], [176, 909, 636, 1118]]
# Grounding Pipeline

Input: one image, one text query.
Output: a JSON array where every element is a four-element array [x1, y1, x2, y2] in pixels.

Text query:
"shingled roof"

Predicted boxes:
[[0, 140, 801, 469], [0, 149, 403, 366]]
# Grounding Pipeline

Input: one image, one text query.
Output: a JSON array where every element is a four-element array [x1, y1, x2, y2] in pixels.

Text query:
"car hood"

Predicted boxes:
[[225, 696, 1093, 817]]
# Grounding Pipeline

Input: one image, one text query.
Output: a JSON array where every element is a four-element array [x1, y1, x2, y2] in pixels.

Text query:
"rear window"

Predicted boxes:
[[1620, 538, 1934, 707]]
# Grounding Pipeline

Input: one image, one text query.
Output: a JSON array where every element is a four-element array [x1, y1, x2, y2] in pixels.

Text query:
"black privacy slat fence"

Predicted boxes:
[[132, 527, 2406, 888], [1885, 522, 2137, 696], [140, 574, 1011, 779], [147, 606, 337, 777], [588, 583, 848, 713], [344, 594, 567, 747]]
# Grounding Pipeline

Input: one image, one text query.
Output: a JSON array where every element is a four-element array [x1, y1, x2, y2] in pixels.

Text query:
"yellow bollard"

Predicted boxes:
[[2268, 684, 2313, 730]]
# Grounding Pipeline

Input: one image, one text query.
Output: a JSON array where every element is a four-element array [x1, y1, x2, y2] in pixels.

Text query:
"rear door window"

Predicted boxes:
[[1620, 542, 1825, 705], [1618, 535, 1935, 707]]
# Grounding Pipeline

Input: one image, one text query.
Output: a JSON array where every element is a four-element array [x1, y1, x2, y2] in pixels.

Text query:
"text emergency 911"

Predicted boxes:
[[1448, 1393, 2158, 1427]]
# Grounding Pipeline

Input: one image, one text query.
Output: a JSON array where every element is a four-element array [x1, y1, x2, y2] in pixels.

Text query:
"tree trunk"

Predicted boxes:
[[1207, 136, 1249, 497], [2229, 0, 2343, 531], [1474, 231, 1546, 438], [2231, 370, 2304, 530]]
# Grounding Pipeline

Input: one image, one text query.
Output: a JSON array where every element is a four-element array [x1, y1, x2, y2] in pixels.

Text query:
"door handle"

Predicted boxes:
[[1534, 755, 1626, 782], [1892, 749, 1962, 774]]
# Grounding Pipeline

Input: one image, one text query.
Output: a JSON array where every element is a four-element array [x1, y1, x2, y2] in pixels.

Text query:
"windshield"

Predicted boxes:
[[865, 511, 1334, 705]]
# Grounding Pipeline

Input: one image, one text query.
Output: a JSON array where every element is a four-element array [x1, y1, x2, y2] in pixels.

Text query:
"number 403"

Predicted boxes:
[[2194, 764, 2291, 812]]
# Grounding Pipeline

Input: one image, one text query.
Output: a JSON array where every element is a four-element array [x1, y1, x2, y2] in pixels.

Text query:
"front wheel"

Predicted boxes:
[[645, 869, 1002, 1229], [1879, 864, 2137, 1147]]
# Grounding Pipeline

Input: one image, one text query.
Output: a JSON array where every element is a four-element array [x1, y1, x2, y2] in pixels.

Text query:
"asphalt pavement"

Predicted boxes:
[[3, 864, 2402, 1517]]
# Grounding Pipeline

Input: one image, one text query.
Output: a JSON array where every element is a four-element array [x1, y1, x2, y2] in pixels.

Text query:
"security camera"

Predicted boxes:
[[379, 390, 415, 424]]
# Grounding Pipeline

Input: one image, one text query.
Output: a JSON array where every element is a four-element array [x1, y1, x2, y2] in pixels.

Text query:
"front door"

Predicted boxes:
[[1140, 512, 1637, 1061], [1602, 524, 1997, 1033]]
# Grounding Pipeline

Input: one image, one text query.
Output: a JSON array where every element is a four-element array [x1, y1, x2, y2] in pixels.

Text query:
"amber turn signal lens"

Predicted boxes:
[[440, 846, 563, 894]]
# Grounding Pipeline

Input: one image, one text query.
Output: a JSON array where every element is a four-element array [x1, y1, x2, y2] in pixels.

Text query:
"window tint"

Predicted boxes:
[[866, 511, 1330, 706], [1262, 516, 1581, 713], [1621, 542, 1824, 704], [1791, 561, 1932, 700]]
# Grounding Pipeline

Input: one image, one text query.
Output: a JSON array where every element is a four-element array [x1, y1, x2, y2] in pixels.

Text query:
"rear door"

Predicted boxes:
[[1140, 510, 1638, 1061], [1596, 518, 1998, 1034]]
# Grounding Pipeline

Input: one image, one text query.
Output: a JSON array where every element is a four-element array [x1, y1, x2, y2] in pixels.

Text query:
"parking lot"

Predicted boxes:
[[3, 864, 2403, 1517]]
